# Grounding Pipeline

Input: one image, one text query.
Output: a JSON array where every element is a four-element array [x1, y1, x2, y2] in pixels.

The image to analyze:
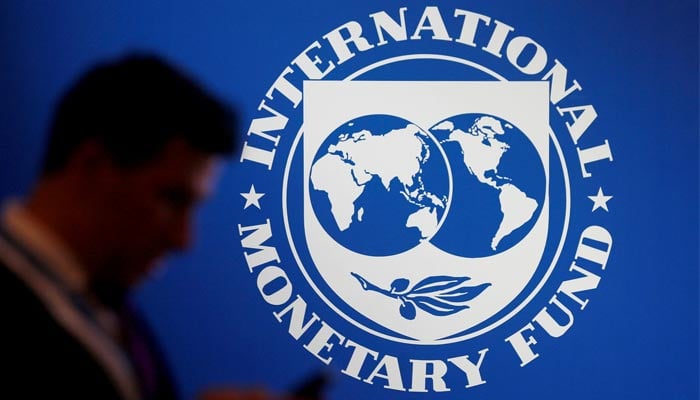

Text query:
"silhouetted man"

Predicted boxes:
[[0, 54, 235, 399]]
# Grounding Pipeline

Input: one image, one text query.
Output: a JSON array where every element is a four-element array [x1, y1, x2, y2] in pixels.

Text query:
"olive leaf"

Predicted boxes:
[[351, 273, 490, 320]]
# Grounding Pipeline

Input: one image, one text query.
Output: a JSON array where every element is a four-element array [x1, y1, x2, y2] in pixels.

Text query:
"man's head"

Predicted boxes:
[[43, 54, 236, 175], [34, 54, 236, 291]]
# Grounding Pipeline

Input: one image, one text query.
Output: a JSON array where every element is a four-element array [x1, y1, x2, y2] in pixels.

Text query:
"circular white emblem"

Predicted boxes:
[[237, 6, 613, 392]]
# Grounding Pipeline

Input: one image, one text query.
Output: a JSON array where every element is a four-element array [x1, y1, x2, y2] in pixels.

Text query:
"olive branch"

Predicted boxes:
[[351, 273, 490, 320]]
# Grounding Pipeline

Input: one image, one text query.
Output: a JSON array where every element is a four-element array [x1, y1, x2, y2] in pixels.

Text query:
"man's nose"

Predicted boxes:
[[168, 213, 193, 251]]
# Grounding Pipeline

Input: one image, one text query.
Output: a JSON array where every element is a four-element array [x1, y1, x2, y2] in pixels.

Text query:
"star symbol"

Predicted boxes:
[[241, 185, 265, 210], [588, 187, 613, 212]]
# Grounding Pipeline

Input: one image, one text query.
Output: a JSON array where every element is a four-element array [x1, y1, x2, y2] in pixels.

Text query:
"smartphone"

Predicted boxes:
[[288, 370, 332, 400]]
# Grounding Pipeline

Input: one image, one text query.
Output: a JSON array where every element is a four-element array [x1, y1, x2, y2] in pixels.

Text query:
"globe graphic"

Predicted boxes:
[[309, 114, 450, 256], [429, 114, 546, 257]]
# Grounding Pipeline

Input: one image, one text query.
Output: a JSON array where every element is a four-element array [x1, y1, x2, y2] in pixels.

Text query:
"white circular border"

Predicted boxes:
[[282, 54, 572, 345]]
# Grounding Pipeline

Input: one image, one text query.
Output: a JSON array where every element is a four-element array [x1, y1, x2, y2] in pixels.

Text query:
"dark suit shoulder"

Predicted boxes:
[[0, 261, 124, 399]]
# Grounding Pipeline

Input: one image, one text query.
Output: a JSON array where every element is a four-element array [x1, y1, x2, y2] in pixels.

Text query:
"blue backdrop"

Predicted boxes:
[[0, 1, 697, 399]]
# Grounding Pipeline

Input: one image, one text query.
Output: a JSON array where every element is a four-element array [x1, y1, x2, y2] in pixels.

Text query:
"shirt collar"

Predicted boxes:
[[2, 201, 89, 295]]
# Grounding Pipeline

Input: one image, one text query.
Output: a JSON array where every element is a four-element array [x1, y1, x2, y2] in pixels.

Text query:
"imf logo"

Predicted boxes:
[[296, 80, 556, 344], [237, 6, 613, 393]]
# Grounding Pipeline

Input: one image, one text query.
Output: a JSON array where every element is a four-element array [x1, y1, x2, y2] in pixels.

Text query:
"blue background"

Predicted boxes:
[[0, 1, 697, 399]]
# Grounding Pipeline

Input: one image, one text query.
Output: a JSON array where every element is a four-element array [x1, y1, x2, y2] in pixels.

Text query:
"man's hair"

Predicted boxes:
[[42, 54, 237, 175]]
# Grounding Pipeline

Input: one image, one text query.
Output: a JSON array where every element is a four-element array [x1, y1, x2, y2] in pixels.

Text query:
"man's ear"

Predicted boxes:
[[66, 139, 120, 182], [68, 139, 115, 173]]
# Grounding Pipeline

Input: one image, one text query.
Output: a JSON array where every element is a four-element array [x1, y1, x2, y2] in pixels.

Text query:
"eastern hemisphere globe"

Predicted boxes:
[[429, 114, 546, 257], [309, 114, 450, 256]]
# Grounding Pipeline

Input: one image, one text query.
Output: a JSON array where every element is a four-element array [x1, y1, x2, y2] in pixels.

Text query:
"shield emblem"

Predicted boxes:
[[296, 80, 553, 343]]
